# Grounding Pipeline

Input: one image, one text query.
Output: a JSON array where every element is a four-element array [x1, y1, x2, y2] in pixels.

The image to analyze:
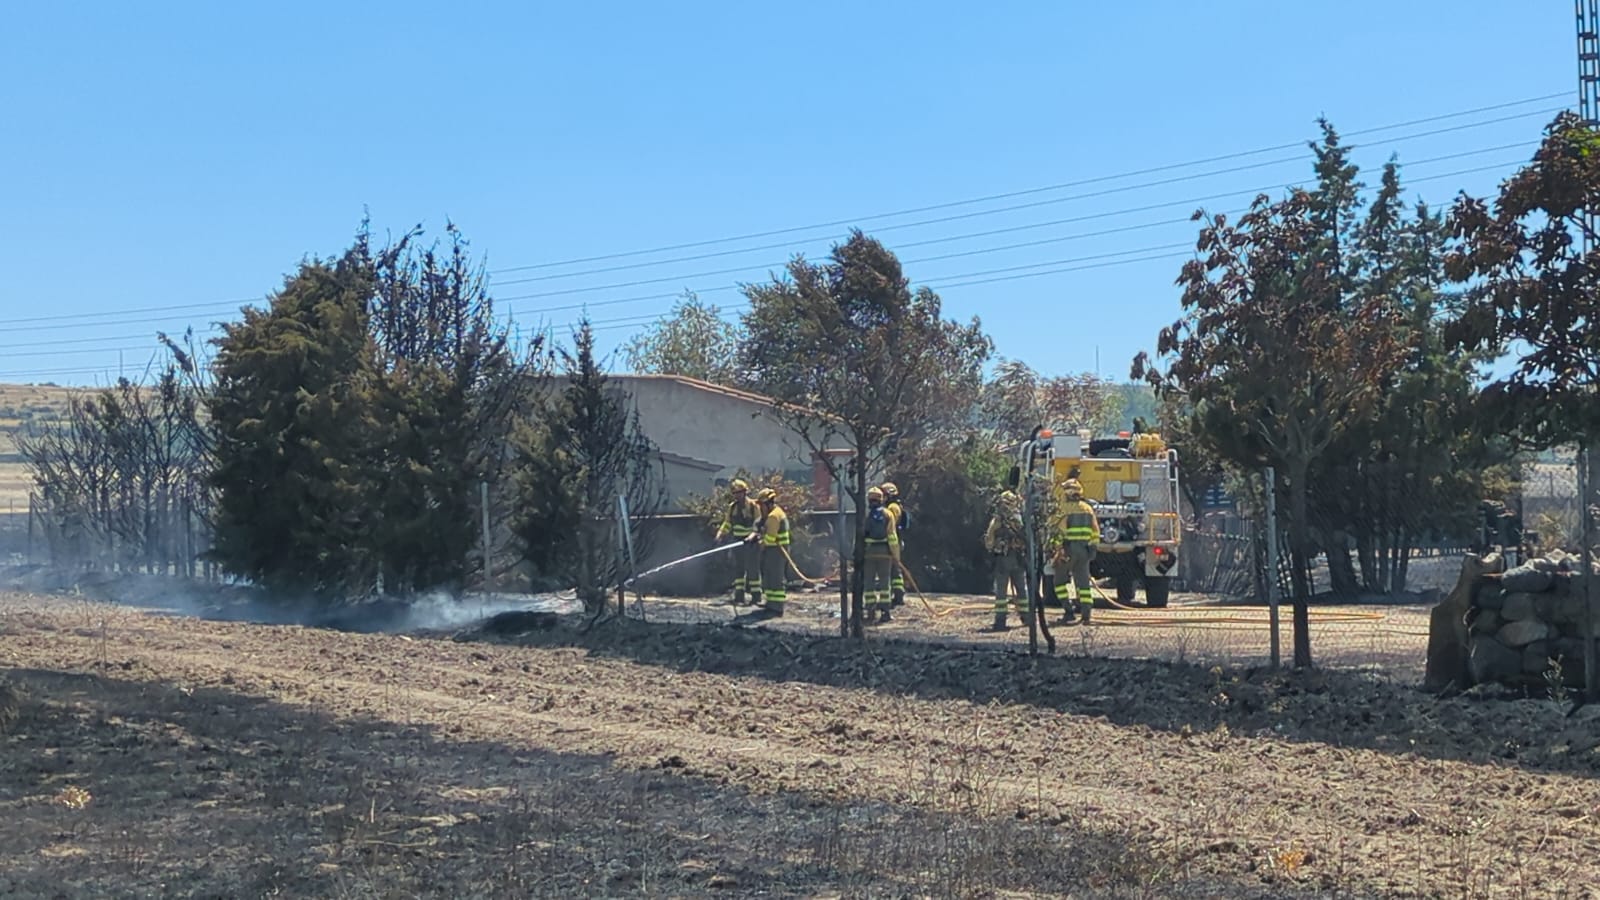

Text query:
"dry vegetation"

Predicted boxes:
[[0, 382, 77, 508], [2, 589, 1599, 898]]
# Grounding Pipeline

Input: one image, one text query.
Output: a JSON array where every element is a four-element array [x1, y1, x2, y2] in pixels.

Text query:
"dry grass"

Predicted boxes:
[[0, 666, 1226, 898]]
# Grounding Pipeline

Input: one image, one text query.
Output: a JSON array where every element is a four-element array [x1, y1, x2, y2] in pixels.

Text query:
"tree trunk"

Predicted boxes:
[[1355, 530, 1379, 594], [1377, 459, 1394, 593], [576, 516, 600, 613], [1324, 529, 1360, 599], [1287, 459, 1315, 669], [1392, 540, 1411, 594]]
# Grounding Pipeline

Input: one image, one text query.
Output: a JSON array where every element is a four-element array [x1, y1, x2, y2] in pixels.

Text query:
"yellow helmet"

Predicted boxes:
[[1062, 478, 1084, 498], [867, 485, 884, 502], [729, 478, 749, 493], [755, 487, 778, 503], [880, 481, 899, 498]]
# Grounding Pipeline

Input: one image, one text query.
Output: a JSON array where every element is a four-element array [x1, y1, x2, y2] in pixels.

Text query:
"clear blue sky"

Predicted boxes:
[[0, 2, 1573, 387]]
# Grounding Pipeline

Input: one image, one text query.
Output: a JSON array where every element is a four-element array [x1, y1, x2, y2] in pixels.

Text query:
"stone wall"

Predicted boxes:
[[1426, 551, 1596, 690]]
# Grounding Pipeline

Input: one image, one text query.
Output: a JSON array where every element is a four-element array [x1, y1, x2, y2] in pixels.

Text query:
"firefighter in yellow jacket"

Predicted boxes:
[[752, 488, 790, 617], [863, 485, 901, 625], [983, 488, 1029, 631], [881, 482, 908, 606], [1052, 479, 1100, 625], [715, 479, 762, 605]]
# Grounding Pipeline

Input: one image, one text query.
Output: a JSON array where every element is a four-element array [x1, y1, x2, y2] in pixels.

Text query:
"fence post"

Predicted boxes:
[[1581, 442, 1597, 695], [837, 474, 848, 639], [1264, 466, 1281, 670], [476, 477, 489, 589], [616, 493, 638, 619]]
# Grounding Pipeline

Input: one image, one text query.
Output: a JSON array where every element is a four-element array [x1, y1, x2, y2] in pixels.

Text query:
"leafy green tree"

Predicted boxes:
[[1445, 111, 1600, 447], [511, 321, 666, 612], [739, 230, 991, 636], [1446, 112, 1600, 693], [1136, 186, 1407, 668], [980, 360, 1124, 438], [1280, 152, 1514, 597], [207, 249, 383, 600], [622, 292, 744, 385], [365, 222, 539, 593]]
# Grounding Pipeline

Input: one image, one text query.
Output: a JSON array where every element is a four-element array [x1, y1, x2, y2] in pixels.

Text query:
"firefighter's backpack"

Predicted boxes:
[[865, 506, 890, 541]]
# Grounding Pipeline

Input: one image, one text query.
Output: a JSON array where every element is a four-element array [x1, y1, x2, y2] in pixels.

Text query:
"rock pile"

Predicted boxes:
[[1425, 551, 1596, 691]]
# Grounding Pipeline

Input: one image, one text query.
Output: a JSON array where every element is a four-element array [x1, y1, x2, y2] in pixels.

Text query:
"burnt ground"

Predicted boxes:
[[2, 588, 1599, 899]]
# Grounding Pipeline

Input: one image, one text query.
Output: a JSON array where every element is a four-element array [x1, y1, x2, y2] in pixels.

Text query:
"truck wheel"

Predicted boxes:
[[1145, 577, 1171, 609], [1115, 576, 1137, 606]]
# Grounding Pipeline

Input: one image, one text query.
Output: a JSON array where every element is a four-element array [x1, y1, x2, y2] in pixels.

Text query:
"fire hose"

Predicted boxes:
[[894, 559, 938, 615], [622, 538, 832, 590], [622, 541, 744, 587], [627, 546, 1414, 632]]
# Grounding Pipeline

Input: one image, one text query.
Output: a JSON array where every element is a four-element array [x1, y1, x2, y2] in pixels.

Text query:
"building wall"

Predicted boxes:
[[613, 376, 825, 507]]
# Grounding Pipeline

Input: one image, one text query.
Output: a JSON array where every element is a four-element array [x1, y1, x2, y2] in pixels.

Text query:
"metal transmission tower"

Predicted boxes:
[[1582, 0, 1600, 125]]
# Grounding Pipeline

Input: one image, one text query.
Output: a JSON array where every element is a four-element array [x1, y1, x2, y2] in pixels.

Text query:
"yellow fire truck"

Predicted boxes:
[[1016, 427, 1182, 607]]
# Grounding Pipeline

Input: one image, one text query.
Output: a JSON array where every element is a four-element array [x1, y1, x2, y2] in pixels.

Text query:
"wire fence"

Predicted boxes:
[[5, 431, 1595, 690], [626, 448, 1600, 686]]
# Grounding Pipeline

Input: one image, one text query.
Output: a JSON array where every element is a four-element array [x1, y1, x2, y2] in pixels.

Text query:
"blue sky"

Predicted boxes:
[[0, 2, 1573, 387]]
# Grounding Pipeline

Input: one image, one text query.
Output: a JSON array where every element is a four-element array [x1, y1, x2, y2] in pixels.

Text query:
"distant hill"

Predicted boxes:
[[0, 382, 78, 506]]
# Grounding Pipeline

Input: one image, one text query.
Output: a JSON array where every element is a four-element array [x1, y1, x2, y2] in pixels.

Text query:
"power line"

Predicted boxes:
[[0, 325, 225, 354], [0, 152, 1535, 353], [493, 122, 1550, 292], [493, 116, 1552, 287], [488, 93, 1569, 275], [0, 106, 1554, 332], [495, 143, 1536, 304], [0, 248, 1187, 381], [0, 299, 255, 327]]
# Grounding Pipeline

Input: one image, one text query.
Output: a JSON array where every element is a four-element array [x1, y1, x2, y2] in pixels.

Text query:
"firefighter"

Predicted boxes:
[[881, 482, 908, 606], [715, 479, 762, 605], [1053, 478, 1100, 625], [863, 485, 901, 625], [983, 488, 1029, 631], [753, 487, 790, 617]]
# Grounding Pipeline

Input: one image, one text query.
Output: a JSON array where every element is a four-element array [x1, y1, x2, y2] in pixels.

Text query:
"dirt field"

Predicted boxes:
[[3, 589, 1600, 899]]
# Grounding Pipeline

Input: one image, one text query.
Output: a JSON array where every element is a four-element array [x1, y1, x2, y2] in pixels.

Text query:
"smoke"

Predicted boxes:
[[357, 591, 584, 633], [0, 565, 582, 634]]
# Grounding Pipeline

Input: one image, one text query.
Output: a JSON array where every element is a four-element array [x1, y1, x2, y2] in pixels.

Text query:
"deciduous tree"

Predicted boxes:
[[19, 368, 210, 575], [980, 360, 1124, 439], [622, 292, 743, 386], [739, 230, 991, 635], [1445, 111, 1600, 446], [1135, 188, 1407, 668]]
